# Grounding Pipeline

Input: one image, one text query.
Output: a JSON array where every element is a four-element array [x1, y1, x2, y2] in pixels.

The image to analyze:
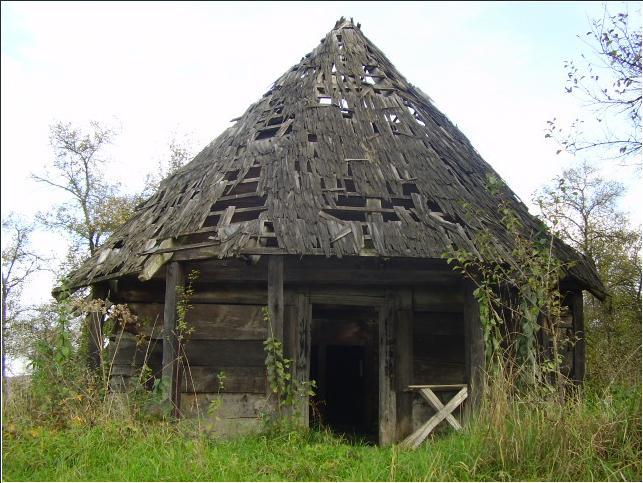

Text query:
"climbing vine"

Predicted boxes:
[[445, 175, 572, 391]]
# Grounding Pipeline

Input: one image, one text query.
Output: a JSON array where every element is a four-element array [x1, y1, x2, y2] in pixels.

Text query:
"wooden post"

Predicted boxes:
[[463, 279, 484, 412], [396, 289, 413, 441], [268, 256, 284, 342], [379, 293, 396, 445], [87, 283, 108, 371], [293, 293, 311, 426], [163, 261, 184, 417], [570, 290, 585, 384]]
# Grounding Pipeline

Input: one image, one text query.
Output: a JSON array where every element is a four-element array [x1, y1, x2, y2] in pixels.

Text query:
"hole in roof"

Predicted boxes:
[[402, 183, 419, 195], [231, 208, 267, 224], [340, 99, 349, 109], [318, 97, 332, 105], [317, 87, 326, 95], [371, 122, 380, 134], [267, 116, 284, 126], [246, 166, 261, 178], [308, 133, 318, 142], [113, 239, 124, 249], [255, 127, 279, 140], [387, 114, 400, 124], [363, 75, 376, 85], [427, 200, 441, 212], [344, 178, 356, 191], [331, 63, 337, 73], [264, 221, 275, 233], [337, 195, 366, 207], [383, 212, 400, 222], [283, 124, 293, 135], [324, 209, 366, 222]]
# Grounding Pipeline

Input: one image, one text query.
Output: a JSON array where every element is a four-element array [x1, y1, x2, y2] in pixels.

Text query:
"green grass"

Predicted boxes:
[[3, 386, 641, 482]]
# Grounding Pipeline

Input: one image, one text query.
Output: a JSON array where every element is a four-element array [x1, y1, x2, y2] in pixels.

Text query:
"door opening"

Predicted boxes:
[[309, 305, 378, 441]]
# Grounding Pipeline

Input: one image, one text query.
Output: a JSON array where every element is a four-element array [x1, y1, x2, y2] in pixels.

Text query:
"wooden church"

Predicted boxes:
[[67, 18, 605, 444]]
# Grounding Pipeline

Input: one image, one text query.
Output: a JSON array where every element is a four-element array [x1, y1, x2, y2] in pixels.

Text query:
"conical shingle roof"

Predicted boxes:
[[68, 18, 605, 298]]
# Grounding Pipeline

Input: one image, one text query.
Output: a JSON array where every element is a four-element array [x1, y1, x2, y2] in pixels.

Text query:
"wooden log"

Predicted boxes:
[[379, 293, 396, 445], [463, 279, 484, 413], [181, 366, 266, 393], [570, 291, 585, 384], [163, 261, 185, 417], [181, 393, 269, 418], [128, 303, 267, 340], [396, 289, 413, 441]]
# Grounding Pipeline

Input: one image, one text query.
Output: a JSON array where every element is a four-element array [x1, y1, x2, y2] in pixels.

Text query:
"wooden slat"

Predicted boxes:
[[181, 366, 266, 393], [396, 289, 413, 441], [402, 386, 467, 449], [419, 388, 462, 430]]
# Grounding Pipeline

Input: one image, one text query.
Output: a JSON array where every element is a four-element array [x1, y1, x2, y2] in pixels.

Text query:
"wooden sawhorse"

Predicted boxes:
[[401, 384, 468, 449]]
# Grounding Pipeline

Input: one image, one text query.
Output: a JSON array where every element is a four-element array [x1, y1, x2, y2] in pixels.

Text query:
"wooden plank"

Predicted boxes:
[[396, 289, 413, 441], [181, 366, 266, 394], [409, 384, 466, 390], [379, 293, 396, 445], [402, 386, 467, 449], [128, 303, 267, 340], [418, 388, 461, 430], [463, 279, 484, 413], [163, 261, 185, 416], [570, 291, 585, 384], [181, 393, 269, 418]]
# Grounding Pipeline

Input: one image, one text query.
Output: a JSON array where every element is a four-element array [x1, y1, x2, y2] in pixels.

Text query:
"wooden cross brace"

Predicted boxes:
[[401, 384, 468, 449]]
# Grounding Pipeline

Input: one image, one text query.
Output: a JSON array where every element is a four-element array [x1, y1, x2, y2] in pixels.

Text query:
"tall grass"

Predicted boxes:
[[3, 374, 640, 481]]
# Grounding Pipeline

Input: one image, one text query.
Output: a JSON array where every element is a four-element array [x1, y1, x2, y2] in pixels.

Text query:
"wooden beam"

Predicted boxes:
[[86, 283, 108, 371], [162, 261, 185, 417], [293, 293, 311, 426], [396, 289, 413, 442], [570, 291, 585, 384], [267, 256, 284, 342], [379, 293, 396, 445], [463, 279, 484, 413]]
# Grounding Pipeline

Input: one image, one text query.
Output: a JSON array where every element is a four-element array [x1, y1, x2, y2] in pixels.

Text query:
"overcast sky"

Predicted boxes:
[[1, 1, 640, 322]]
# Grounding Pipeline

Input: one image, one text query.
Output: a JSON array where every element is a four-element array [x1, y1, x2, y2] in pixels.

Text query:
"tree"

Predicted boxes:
[[535, 164, 641, 386], [1, 215, 47, 388], [546, 4, 642, 164], [142, 135, 194, 197], [32, 121, 141, 259]]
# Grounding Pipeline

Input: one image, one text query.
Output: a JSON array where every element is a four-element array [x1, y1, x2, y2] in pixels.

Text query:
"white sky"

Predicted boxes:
[[1, 1, 641, 326]]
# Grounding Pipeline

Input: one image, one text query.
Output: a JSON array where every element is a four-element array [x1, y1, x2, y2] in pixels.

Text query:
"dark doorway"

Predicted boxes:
[[310, 305, 377, 440], [325, 345, 365, 429]]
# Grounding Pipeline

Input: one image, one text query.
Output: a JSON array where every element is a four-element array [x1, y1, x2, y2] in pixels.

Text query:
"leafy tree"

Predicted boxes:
[[32, 121, 141, 259], [546, 4, 641, 164], [1, 215, 47, 387], [142, 135, 194, 197], [535, 163, 641, 386]]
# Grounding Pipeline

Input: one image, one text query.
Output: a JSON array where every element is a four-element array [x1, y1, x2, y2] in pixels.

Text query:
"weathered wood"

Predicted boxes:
[[87, 283, 109, 370], [163, 261, 185, 416], [402, 386, 467, 449], [570, 291, 585, 384], [418, 388, 461, 430], [396, 289, 413, 441], [463, 279, 484, 412], [181, 393, 268, 418], [128, 303, 267, 340], [379, 294, 396, 445], [181, 366, 266, 393], [294, 293, 312, 425], [267, 256, 284, 342]]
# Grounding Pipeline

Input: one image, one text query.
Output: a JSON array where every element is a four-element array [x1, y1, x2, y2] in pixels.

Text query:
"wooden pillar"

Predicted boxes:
[[570, 290, 585, 384], [87, 283, 108, 371], [293, 293, 311, 425], [163, 261, 184, 417], [463, 279, 484, 411], [396, 289, 414, 441], [379, 293, 396, 445], [268, 256, 284, 342]]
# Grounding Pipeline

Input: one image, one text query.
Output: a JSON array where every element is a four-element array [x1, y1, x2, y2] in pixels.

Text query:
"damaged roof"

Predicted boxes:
[[67, 18, 605, 299]]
